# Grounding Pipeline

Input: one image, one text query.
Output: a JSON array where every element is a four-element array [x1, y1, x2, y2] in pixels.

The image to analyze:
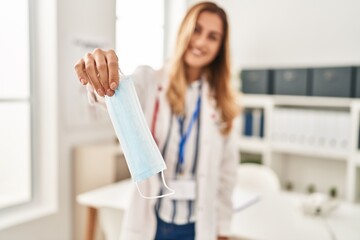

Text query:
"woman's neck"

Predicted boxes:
[[186, 67, 202, 83]]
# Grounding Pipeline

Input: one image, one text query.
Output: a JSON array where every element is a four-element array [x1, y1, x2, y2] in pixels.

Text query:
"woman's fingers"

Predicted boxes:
[[84, 52, 105, 97], [105, 49, 119, 91], [74, 49, 119, 97], [74, 58, 89, 85], [93, 49, 114, 96]]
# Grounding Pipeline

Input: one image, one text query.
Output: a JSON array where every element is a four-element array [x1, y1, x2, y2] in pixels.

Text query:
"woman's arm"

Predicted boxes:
[[74, 49, 156, 111]]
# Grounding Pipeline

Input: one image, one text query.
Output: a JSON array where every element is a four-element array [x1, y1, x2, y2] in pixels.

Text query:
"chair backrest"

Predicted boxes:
[[236, 163, 281, 194]]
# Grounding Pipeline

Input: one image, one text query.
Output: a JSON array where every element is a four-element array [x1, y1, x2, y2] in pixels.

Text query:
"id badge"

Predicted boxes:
[[168, 179, 196, 200]]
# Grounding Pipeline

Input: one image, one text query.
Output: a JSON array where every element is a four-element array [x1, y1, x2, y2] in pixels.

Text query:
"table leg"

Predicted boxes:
[[85, 207, 97, 240]]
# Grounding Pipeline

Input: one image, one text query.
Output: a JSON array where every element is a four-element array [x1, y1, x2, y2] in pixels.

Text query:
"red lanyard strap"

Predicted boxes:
[[151, 98, 160, 144], [151, 86, 163, 144]]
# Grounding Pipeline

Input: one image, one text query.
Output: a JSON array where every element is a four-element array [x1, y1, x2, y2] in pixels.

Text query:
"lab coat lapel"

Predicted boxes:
[[198, 80, 214, 177]]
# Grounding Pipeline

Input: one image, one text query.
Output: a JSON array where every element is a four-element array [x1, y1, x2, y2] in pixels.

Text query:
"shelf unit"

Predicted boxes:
[[238, 94, 360, 203], [271, 144, 348, 161], [238, 137, 268, 154]]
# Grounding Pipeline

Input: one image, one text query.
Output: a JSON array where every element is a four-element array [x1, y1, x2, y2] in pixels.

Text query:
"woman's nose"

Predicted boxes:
[[193, 33, 207, 47]]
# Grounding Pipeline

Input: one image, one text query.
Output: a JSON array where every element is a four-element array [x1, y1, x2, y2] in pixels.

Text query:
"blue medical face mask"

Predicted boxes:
[[105, 75, 174, 199]]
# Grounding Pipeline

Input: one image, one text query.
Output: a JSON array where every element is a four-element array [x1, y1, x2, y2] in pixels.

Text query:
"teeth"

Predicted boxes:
[[191, 48, 203, 56]]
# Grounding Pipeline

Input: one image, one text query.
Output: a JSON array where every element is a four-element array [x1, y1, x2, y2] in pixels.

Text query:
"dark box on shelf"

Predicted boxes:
[[355, 67, 360, 98], [273, 69, 309, 96], [312, 67, 352, 98], [241, 70, 272, 94]]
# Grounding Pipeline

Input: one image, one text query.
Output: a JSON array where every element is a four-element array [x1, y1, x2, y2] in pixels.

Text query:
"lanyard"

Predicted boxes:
[[150, 83, 202, 175], [177, 85, 202, 175], [151, 98, 160, 145], [151, 86, 163, 145]]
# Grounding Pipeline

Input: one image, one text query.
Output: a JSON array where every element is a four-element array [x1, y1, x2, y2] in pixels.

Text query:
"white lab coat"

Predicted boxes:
[[88, 65, 239, 240]]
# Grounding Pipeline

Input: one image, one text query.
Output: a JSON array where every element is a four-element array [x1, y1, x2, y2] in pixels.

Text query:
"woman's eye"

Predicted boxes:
[[194, 26, 201, 33], [209, 35, 219, 41]]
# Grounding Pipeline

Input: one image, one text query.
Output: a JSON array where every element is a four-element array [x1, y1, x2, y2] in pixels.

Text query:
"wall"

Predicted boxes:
[[164, 0, 188, 60], [189, 0, 360, 72], [0, 0, 116, 239]]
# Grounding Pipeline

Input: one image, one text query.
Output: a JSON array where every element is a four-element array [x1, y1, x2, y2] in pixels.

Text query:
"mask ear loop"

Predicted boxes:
[[135, 171, 175, 199]]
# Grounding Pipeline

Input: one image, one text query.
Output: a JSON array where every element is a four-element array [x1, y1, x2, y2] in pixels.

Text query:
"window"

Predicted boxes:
[[0, 0, 57, 230], [0, 0, 32, 210], [116, 0, 164, 74]]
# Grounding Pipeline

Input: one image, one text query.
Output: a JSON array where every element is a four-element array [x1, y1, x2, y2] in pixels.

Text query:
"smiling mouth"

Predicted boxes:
[[191, 47, 205, 57]]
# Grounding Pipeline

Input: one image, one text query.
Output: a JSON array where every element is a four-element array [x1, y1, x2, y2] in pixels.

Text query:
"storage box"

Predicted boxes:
[[273, 69, 309, 96], [312, 67, 352, 98], [241, 70, 272, 94], [355, 67, 360, 98]]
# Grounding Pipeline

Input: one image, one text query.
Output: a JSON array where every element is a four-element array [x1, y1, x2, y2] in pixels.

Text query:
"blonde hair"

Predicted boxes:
[[166, 1, 239, 135]]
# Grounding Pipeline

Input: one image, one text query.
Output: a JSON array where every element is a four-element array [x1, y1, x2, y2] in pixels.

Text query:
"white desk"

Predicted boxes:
[[77, 180, 133, 240], [77, 180, 360, 240], [231, 193, 360, 240]]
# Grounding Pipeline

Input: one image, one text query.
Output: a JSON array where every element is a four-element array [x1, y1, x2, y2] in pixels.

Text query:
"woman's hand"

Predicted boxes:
[[74, 48, 119, 97]]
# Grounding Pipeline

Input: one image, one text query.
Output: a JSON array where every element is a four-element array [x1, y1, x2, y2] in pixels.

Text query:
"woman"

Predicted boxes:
[[74, 2, 239, 240]]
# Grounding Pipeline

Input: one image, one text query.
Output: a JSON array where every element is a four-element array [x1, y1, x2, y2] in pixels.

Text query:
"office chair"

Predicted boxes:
[[236, 163, 281, 194]]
